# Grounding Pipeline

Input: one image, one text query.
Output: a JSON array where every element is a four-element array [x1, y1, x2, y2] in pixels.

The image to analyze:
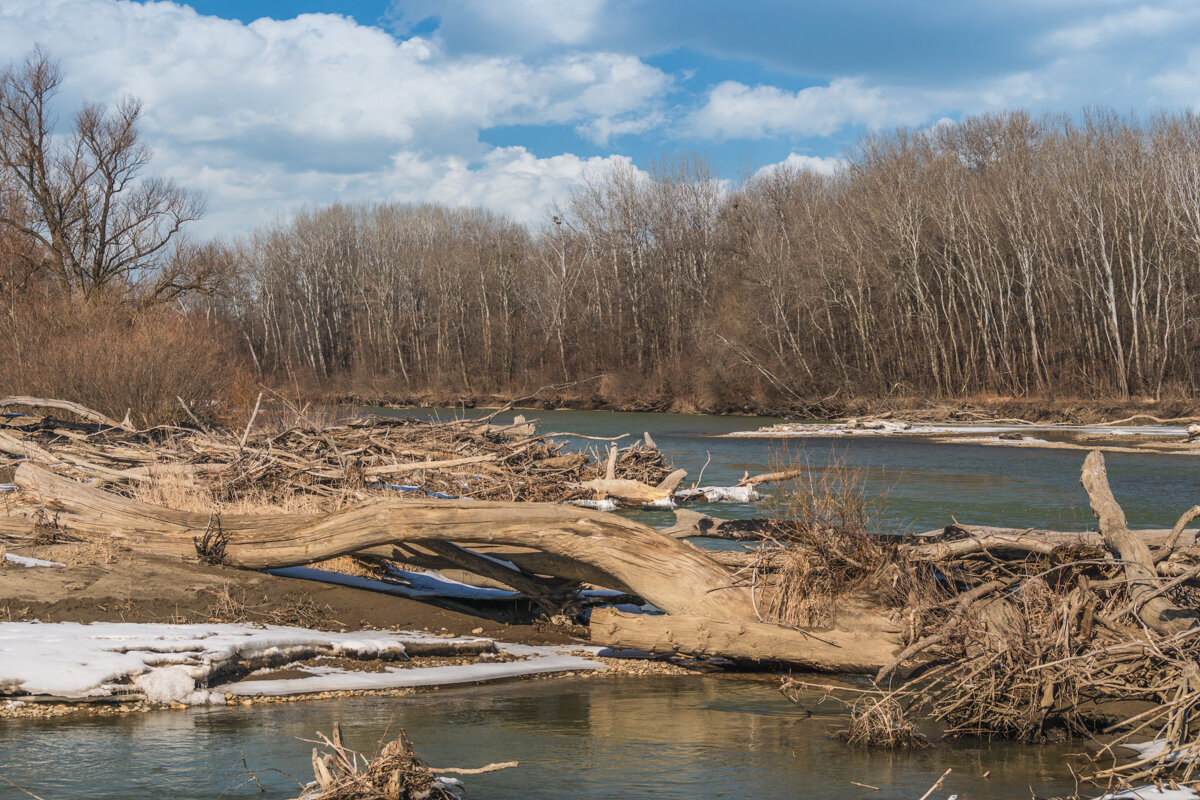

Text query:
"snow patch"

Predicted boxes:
[[218, 652, 605, 697], [1093, 788, 1199, 800], [134, 665, 211, 705], [0, 621, 487, 702]]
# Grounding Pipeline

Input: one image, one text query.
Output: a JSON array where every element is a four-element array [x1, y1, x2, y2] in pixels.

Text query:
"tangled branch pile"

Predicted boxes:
[[780, 451, 1200, 790], [0, 396, 669, 506], [295, 723, 515, 800]]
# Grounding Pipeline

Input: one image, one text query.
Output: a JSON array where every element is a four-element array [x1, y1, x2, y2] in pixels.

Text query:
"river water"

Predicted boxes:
[[2, 409, 1192, 799]]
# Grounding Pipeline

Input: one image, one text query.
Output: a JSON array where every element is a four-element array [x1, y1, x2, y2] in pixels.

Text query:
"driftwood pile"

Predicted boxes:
[[779, 451, 1200, 791], [0, 397, 903, 671], [0, 395, 669, 504], [293, 723, 515, 800]]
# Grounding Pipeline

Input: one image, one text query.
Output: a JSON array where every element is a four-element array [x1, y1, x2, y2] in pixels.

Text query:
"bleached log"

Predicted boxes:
[[577, 478, 673, 506], [13, 463, 754, 620], [737, 468, 805, 487], [0, 396, 131, 431], [1081, 450, 1197, 635], [588, 608, 900, 673]]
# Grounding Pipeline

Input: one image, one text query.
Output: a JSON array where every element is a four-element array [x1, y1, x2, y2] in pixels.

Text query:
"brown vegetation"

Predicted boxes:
[[6, 48, 1200, 417], [237, 112, 1200, 409]]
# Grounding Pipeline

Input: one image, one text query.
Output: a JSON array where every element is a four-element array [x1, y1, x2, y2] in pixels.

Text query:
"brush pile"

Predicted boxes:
[[0, 395, 670, 505], [776, 451, 1200, 791], [294, 723, 516, 800]]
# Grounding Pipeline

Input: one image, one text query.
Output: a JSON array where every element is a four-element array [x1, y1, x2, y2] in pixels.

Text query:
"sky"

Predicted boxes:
[[4, 0, 1200, 235]]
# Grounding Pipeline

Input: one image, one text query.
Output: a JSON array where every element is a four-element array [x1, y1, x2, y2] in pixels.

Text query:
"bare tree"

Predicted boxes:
[[0, 47, 205, 299]]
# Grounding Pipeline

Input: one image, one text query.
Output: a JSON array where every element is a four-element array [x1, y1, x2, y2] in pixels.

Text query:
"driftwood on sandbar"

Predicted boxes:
[[11, 462, 754, 621]]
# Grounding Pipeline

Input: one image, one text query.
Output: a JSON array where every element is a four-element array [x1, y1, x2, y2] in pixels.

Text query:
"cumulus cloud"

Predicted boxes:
[[754, 153, 846, 179], [0, 0, 666, 232], [687, 79, 934, 140], [166, 143, 636, 234]]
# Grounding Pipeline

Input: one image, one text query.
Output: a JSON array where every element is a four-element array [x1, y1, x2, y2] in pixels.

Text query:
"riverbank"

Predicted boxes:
[[325, 385, 1200, 425]]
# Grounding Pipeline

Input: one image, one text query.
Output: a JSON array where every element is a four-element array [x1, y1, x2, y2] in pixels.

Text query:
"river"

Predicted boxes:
[[3, 408, 1191, 799]]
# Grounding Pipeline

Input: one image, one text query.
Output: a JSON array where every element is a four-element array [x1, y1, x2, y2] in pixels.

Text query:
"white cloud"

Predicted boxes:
[[687, 78, 935, 140], [754, 153, 846, 179], [165, 143, 636, 234], [1044, 6, 1186, 51], [686, 70, 1065, 142], [0, 0, 667, 232]]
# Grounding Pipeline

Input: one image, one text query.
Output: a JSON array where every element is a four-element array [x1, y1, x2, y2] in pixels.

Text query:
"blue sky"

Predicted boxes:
[[4, 0, 1200, 234]]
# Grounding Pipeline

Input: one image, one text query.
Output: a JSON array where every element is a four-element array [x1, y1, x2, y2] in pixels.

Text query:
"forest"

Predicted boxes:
[[4, 48, 1200, 422]]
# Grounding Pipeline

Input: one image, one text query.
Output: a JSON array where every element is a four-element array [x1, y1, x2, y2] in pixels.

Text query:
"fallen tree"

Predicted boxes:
[[589, 608, 901, 674], [9, 462, 755, 621]]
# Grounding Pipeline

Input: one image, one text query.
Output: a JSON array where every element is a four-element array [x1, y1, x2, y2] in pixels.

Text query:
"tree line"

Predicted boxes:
[[4, 47, 1200, 421], [241, 112, 1200, 405]]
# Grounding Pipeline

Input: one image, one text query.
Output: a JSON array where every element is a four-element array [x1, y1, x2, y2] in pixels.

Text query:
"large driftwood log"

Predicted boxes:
[[0, 396, 131, 431], [588, 608, 901, 673], [1081, 450, 1197, 635], [12, 463, 754, 620]]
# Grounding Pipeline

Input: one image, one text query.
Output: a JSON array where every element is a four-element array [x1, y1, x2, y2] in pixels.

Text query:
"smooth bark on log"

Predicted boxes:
[[13, 464, 754, 620], [577, 478, 672, 505], [657, 469, 688, 492], [738, 468, 805, 487], [588, 608, 900, 673], [1081, 450, 1196, 635], [910, 525, 1197, 553], [0, 396, 131, 431]]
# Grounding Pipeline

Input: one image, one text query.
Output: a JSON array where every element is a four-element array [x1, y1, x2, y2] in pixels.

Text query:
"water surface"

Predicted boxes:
[[0, 677, 1085, 799], [381, 407, 1198, 533]]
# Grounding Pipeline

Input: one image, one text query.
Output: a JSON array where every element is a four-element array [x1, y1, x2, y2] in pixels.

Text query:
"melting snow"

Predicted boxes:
[[0, 621, 489, 704], [570, 498, 619, 512], [218, 650, 605, 697], [1093, 788, 1200, 800], [675, 486, 760, 503]]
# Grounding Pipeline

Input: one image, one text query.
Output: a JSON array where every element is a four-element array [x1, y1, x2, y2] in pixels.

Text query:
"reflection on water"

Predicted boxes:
[[0, 677, 1083, 799], [379, 407, 1198, 533]]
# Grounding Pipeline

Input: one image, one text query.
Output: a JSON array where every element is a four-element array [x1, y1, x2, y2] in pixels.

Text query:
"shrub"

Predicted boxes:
[[0, 292, 244, 426]]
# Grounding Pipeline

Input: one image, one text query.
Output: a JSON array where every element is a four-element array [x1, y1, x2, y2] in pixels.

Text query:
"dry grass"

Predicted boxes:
[[128, 465, 331, 516], [0, 294, 244, 427], [835, 696, 931, 748], [750, 452, 935, 627]]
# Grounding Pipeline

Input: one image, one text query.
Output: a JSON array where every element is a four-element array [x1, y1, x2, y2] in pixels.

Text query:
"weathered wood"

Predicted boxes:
[[0, 396, 130, 431], [13, 463, 755, 620], [660, 509, 774, 541], [588, 608, 901, 673], [1081, 450, 1196, 635], [738, 467, 805, 487], [657, 469, 688, 492], [577, 477, 672, 506]]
